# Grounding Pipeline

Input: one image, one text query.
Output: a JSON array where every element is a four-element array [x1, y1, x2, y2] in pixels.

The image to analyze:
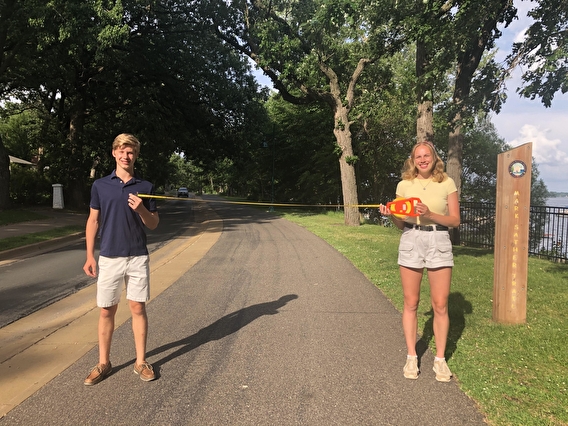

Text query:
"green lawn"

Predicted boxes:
[[0, 225, 84, 252], [282, 210, 568, 426], [0, 209, 47, 226], [0, 209, 83, 252]]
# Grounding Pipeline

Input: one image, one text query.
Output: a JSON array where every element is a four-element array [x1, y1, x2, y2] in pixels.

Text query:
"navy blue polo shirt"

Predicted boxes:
[[90, 170, 157, 257]]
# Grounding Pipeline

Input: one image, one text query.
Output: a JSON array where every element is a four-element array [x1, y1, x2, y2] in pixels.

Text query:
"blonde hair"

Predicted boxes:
[[112, 133, 140, 156], [401, 141, 447, 183]]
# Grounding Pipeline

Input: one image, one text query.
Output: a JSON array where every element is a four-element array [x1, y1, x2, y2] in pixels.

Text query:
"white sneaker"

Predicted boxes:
[[433, 359, 452, 382], [403, 357, 419, 379]]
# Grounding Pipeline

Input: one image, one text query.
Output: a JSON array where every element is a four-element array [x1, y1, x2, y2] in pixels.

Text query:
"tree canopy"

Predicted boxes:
[[0, 0, 553, 214], [510, 0, 568, 107], [207, 0, 409, 225], [0, 0, 265, 208]]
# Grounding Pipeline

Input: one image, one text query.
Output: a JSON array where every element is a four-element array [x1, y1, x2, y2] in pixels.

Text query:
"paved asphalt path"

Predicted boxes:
[[1, 197, 486, 425]]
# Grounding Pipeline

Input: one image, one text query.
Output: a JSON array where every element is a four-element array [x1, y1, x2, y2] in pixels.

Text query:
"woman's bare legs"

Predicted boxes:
[[427, 267, 452, 358], [400, 266, 424, 356]]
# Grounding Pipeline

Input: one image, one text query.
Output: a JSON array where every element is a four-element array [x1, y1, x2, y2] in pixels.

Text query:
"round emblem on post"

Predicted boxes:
[[509, 160, 527, 178]]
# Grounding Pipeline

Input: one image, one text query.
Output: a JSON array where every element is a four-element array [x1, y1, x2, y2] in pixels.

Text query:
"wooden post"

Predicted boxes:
[[493, 143, 532, 324]]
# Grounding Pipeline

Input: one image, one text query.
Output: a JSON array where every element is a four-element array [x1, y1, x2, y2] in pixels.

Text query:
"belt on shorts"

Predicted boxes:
[[404, 222, 448, 232]]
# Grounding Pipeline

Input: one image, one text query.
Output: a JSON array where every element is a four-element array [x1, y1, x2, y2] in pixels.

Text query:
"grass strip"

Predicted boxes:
[[282, 210, 568, 426], [0, 226, 84, 252], [0, 209, 47, 226]]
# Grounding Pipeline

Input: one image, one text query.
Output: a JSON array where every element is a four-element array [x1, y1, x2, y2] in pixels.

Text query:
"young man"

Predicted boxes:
[[83, 133, 160, 385]]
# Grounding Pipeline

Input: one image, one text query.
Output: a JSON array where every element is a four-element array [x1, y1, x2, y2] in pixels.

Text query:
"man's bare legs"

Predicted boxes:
[[98, 305, 118, 364], [97, 302, 149, 364], [129, 300, 148, 365], [98, 302, 149, 365]]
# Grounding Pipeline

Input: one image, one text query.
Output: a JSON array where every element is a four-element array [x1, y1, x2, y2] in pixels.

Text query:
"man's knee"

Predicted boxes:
[[129, 301, 146, 316], [100, 305, 118, 319]]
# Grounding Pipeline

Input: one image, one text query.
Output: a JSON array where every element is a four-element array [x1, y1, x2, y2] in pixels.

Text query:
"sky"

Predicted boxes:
[[252, 0, 566, 193]]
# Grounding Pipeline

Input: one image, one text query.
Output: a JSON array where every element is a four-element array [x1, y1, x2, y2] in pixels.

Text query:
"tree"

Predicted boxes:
[[405, 1, 517, 198], [208, 0, 407, 225], [461, 118, 548, 205], [265, 95, 340, 205], [167, 154, 199, 192], [2, 1, 134, 207], [446, 1, 517, 199], [0, 105, 51, 205], [352, 49, 417, 208], [510, 0, 568, 107], [461, 119, 512, 202], [2, 0, 263, 208], [0, 0, 48, 209], [410, 1, 455, 143]]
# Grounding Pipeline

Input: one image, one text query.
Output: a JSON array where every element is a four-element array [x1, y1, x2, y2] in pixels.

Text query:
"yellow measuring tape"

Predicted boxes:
[[136, 193, 383, 209]]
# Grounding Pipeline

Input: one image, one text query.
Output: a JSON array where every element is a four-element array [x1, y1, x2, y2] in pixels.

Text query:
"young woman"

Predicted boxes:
[[380, 141, 460, 382]]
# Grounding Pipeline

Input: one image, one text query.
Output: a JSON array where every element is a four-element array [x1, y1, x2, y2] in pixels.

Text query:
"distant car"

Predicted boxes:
[[177, 187, 189, 197]]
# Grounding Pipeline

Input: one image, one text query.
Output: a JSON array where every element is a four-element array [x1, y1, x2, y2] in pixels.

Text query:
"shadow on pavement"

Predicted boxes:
[[109, 294, 299, 377]]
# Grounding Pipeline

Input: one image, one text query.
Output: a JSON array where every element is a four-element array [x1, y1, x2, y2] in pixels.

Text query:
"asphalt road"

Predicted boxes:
[[1, 197, 486, 425], [0, 200, 195, 328]]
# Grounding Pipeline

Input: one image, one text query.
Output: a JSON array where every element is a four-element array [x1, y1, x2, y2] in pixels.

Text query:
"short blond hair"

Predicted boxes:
[[112, 133, 140, 155]]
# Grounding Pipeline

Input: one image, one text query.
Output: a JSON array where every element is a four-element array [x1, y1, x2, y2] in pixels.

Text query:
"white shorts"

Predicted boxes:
[[97, 255, 150, 307], [397, 228, 454, 269]]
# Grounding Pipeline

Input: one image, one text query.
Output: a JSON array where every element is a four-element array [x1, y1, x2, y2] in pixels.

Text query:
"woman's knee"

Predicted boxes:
[[403, 298, 420, 312], [431, 299, 448, 316]]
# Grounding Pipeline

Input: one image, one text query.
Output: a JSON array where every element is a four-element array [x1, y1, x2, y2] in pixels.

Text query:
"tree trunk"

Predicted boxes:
[[334, 106, 360, 226], [447, 114, 463, 199], [447, 118, 463, 246], [416, 39, 434, 143], [448, 107, 465, 246], [417, 101, 433, 143], [0, 135, 11, 209], [320, 60, 368, 227], [65, 101, 87, 209]]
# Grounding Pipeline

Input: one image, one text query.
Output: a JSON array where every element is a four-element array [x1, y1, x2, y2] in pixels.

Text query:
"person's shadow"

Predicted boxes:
[[131, 294, 299, 375], [416, 292, 472, 361]]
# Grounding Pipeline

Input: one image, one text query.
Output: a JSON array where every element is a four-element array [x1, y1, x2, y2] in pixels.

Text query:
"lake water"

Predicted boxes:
[[546, 197, 568, 208], [540, 198, 568, 259]]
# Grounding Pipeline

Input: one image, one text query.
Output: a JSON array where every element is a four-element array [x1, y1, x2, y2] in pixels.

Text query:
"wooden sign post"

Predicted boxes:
[[493, 143, 532, 324]]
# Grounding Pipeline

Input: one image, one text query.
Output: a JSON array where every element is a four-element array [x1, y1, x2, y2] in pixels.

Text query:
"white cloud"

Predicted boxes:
[[512, 27, 527, 44], [492, 110, 568, 191], [509, 124, 568, 166]]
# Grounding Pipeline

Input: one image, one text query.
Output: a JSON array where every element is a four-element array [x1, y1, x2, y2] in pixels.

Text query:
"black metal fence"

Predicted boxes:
[[460, 202, 568, 263]]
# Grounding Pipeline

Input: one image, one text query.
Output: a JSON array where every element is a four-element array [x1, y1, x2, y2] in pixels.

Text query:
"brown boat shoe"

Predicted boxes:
[[84, 362, 112, 386], [134, 361, 156, 382]]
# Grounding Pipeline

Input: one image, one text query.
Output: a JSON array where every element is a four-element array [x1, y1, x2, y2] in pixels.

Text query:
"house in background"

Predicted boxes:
[[8, 155, 33, 169]]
